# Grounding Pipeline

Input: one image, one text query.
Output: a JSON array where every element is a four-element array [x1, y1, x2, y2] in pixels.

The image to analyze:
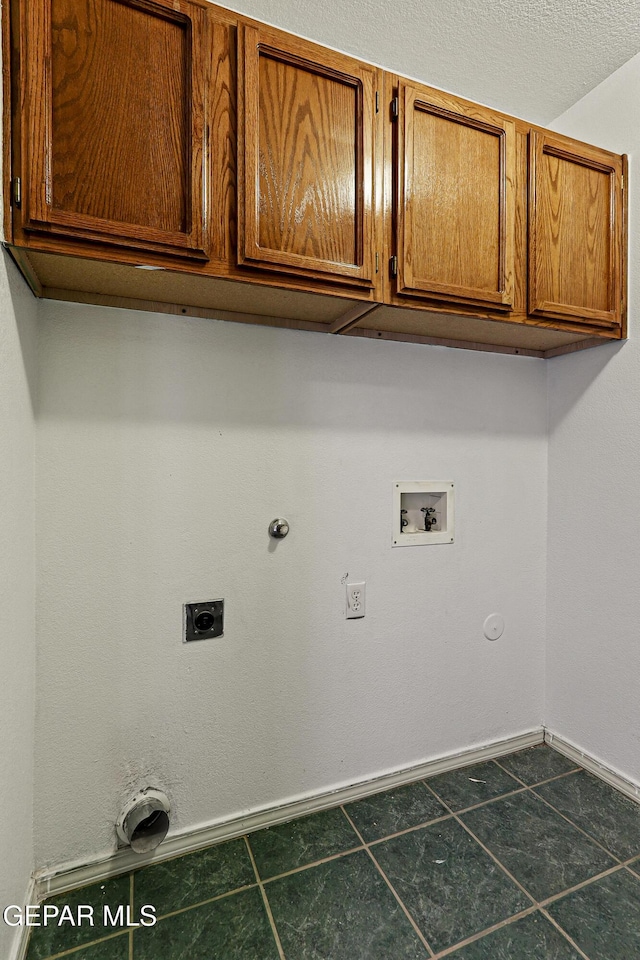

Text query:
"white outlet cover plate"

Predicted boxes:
[[346, 582, 366, 619], [393, 481, 454, 546], [483, 613, 505, 641]]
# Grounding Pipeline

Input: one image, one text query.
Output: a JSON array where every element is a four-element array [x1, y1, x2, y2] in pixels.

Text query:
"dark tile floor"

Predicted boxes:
[[26, 745, 640, 959]]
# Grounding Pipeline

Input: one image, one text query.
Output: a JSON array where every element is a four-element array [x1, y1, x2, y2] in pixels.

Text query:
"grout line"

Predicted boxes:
[[340, 806, 435, 958], [538, 863, 626, 908], [422, 782, 538, 907], [423, 786, 527, 819], [128, 928, 133, 960], [244, 837, 286, 960], [491, 757, 529, 786], [365, 813, 453, 846], [360, 843, 436, 958], [492, 756, 582, 789], [448, 813, 537, 904], [485, 757, 524, 783], [525, 768, 583, 788], [539, 907, 592, 960], [529, 789, 622, 864], [625, 859, 640, 878], [430, 906, 538, 958], [34, 930, 131, 960], [260, 846, 366, 885], [152, 882, 258, 923]]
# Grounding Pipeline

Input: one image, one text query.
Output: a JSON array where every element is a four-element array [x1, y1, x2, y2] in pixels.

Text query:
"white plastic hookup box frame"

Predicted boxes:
[[392, 481, 455, 546]]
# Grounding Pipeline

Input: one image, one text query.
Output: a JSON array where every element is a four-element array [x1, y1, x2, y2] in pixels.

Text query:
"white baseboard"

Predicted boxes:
[[8, 876, 36, 960], [35, 727, 544, 900], [544, 729, 640, 803]]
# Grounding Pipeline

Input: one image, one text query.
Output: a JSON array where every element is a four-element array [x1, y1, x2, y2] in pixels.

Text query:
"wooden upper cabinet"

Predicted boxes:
[[238, 23, 379, 287], [20, 0, 209, 258], [5, 0, 627, 354], [395, 82, 516, 310], [529, 132, 624, 328]]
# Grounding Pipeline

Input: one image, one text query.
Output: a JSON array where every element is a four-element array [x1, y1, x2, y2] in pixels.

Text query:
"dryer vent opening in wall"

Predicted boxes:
[[393, 482, 455, 546], [116, 788, 171, 854]]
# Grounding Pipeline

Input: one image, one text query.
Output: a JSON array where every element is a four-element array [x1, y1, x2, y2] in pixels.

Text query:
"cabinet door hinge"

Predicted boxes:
[[375, 91, 379, 114], [390, 96, 399, 120], [389, 255, 398, 278], [12, 177, 21, 208], [375, 251, 379, 273]]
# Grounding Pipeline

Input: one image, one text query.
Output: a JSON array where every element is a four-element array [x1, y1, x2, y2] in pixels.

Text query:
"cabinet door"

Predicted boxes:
[[529, 132, 624, 328], [21, 0, 208, 258], [396, 82, 516, 310], [238, 24, 378, 287]]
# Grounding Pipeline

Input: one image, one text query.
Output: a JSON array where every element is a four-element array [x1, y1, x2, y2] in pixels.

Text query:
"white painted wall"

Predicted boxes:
[[222, 0, 640, 126], [0, 252, 37, 957], [34, 301, 547, 871], [546, 54, 640, 784]]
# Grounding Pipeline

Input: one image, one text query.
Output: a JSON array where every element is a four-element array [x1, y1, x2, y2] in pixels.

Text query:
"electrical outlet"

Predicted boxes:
[[346, 581, 366, 619]]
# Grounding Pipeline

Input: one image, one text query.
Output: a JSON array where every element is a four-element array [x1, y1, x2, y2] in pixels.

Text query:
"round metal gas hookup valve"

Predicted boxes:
[[268, 518, 290, 539]]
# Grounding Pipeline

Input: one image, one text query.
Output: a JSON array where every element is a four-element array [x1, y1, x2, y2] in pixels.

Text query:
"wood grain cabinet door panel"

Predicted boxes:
[[396, 83, 515, 310], [239, 24, 378, 286], [21, 0, 209, 258], [529, 132, 624, 328]]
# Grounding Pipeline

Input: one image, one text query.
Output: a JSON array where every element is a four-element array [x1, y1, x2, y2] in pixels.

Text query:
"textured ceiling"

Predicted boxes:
[[226, 0, 640, 124]]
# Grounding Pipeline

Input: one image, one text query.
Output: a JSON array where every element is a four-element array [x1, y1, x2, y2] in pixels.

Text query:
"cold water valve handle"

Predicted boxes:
[[421, 506, 437, 531]]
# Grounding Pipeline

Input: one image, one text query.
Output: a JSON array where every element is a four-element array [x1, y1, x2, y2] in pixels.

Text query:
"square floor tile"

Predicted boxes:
[[248, 807, 360, 879], [134, 838, 255, 917], [535, 770, 640, 860], [497, 746, 578, 786], [448, 911, 583, 959], [344, 781, 447, 842], [461, 791, 615, 900], [134, 887, 280, 960], [372, 817, 530, 953], [265, 849, 428, 960], [26, 875, 131, 960], [427, 761, 521, 811], [547, 868, 640, 960]]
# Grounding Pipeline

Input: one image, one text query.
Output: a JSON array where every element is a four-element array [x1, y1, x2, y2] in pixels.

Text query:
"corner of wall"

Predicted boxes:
[[544, 51, 640, 783], [0, 249, 38, 959]]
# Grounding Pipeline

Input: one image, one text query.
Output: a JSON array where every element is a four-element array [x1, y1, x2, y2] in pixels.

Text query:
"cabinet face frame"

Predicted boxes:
[[395, 82, 516, 311], [19, 0, 210, 258], [528, 131, 624, 329], [238, 23, 378, 287]]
